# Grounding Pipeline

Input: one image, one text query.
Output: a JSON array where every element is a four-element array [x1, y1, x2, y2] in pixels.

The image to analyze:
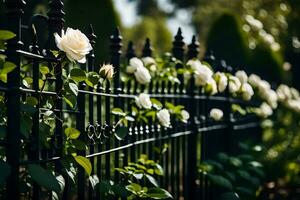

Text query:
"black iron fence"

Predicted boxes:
[[0, 0, 261, 199]]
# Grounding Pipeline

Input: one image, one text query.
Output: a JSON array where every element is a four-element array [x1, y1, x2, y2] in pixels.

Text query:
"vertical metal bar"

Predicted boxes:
[[30, 27, 41, 200], [110, 27, 122, 182], [87, 24, 97, 200], [185, 34, 199, 199], [4, 0, 25, 199]]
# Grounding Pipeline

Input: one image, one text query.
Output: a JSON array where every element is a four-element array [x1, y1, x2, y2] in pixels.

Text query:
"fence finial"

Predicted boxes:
[[126, 41, 136, 60], [142, 38, 152, 57], [187, 35, 200, 59], [172, 27, 185, 60], [47, 0, 65, 52], [204, 49, 216, 67], [110, 27, 123, 92]]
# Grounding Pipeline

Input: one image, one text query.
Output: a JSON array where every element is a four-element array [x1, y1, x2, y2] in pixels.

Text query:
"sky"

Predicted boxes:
[[112, 0, 195, 43]]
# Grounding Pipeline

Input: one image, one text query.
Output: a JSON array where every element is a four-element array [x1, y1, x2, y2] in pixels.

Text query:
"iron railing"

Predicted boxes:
[[0, 0, 261, 199]]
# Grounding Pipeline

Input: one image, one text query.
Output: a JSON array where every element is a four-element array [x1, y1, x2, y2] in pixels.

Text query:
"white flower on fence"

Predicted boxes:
[[126, 57, 151, 84], [210, 108, 223, 121], [241, 83, 254, 101], [235, 70, 248, 84], [99, 64, 114, 80], [214, 72, 228, 92], [277, 84, 292, 102], [135, 93, 152, 110], [257, 102, 273, 118], [205, 78, 218, 95], [180, 110, 190, 123], [134, 66, 151, 84], [157, 109, 171, 127], [187, 59, 213, 87], [142, 57, 157, 72], [228, 76, 241, 93], [126, 57, 144, 74], [248, 74, 261, 87], [54, 28, 92, 63]]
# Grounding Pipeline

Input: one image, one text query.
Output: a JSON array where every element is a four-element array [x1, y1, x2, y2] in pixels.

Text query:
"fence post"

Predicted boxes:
[[4, 0, 25, 199], [47, 0, 65, 51], [142, 38, 152, 57], [186, 35, 200, 199], [126, 41, 136, 60]]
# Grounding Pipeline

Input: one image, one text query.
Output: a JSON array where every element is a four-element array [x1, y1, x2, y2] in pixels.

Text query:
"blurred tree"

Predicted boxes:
[[65, 0, 120, 64], [123, 16, 172, 57], [206, 13, 249, 70]]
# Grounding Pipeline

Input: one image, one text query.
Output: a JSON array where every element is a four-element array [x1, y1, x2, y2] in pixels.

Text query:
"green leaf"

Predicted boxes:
[[207, 174, 233, 190], [0, 30, 16, 40], [25, 96, 38, 106], [63, 94, 76, 108], [115, 126, 128, 140], [27, 164, 61, 193], [20, 115, 32, 138], [71, 140, 87, 150], [151, 98, 163, 110], [220, 192, 240, 200], [236, 186, 256, 197], [39, 65, 50, 75], [70, 68, 86, 82], [86, 72, 100, 87], [1, 62, 16, 74], [111, 108, 126, 116], [67, 82, 79, 96], [74, 155, 92, 176], [125, 116, 135, 122], [146, 188, 173, 199], [126, 183, 142, 194], [0, 161, 10, 187], [89, 175, 99, 189], [99, 180, 112, 194], [111, 184, 130, 198], [65, 127, 80, 139], [146, 174, 159, 187]]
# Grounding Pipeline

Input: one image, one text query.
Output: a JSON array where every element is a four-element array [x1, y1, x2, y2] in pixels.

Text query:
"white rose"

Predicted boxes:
[[194, 65, 213, 87], [126, 57, 144, 74], [54, 28, 92, 63], [134, 66, 151, 84], [257, 102, 273, 118], [99, 64, 114, 80], [187, 59, 202, 72], [210, 108, 223, 121], [235, 70, 248, 83], [142, 57, 156, 71], [266, 89, 278, 109], [135, 93, 152, 109], [257, 80, 271, 96], [276, 84, 291, 102], [286, 99, 300, 113], [228, 76, 241, 93], [157, 109, 171, 127], [215, 72, 228, 92], [290, 87, 300, 99], [248, 74, 261, 87], [241, 83, 254, 101], [205, 78, 218, 95], [181, 110, 190, 123]]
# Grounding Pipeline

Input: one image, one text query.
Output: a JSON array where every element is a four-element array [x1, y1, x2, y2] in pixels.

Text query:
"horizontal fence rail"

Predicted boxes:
[[0, 0, 262, 199]]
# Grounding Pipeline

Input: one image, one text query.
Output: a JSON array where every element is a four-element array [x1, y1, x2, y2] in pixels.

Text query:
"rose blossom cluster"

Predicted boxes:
[[187, 60, 217, 95], [126, 57, 152, 84], [135, 93, 189, 127], [277, 84, 300, 113]]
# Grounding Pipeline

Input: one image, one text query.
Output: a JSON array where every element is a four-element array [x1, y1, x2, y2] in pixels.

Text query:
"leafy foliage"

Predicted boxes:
[[99, 154, 173, 199]]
